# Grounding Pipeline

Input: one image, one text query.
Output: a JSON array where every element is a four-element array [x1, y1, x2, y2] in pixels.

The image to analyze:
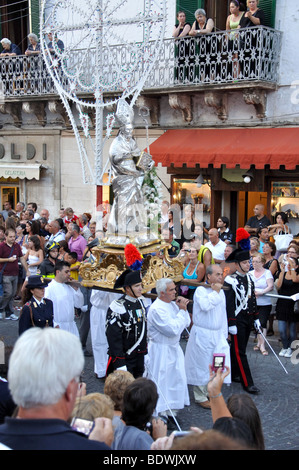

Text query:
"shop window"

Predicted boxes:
[[0, 185, 18, 211], [172, 177, 211, 229], [271, 182, 299, 236]]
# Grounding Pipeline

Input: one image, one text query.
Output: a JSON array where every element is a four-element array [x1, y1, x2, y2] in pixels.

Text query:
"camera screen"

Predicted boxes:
[[213, 356, 224, 368], [71, 418, 94, 436]]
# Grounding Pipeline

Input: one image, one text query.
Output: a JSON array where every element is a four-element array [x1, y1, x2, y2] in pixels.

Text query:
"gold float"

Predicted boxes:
[[79, 238, 184, 293]]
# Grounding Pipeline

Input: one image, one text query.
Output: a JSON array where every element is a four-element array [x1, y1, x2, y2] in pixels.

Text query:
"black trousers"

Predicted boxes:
[[125, 354, 145, 378], [106, 353, 145, 379], [230, 311, 255, 388]]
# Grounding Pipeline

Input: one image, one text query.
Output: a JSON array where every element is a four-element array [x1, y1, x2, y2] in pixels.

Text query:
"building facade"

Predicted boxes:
[[0, 0, 298, 235]]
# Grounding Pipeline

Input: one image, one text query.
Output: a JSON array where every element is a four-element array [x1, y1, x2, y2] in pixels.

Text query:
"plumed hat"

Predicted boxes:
[[236, 228, 251, 251], [124, 243, 143, 271], [114, 269, 142, 289]]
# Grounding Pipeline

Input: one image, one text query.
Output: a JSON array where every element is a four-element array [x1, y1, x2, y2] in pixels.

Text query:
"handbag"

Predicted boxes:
[[274, 228, 293, 252], [0, 245, 15, 297], [294, 300, 299, 315]]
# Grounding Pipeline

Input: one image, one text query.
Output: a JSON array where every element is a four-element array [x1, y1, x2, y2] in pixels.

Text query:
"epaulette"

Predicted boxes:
[[224, 274, 238, 287], [109, 298, 127, 314]]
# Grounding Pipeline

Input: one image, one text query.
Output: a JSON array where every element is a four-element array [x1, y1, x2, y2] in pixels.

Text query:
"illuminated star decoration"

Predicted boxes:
[[40, 0, 167, 185]]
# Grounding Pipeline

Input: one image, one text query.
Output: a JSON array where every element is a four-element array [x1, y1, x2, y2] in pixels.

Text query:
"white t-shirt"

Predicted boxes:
[[249, 269, 273, 306], [205, 240, 226, 261]]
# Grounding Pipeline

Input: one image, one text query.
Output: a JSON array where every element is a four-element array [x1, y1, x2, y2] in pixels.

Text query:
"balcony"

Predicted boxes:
[[0, 26, 282, 126]]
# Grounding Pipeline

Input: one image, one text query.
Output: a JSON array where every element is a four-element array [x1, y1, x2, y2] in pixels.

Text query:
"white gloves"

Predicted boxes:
[[254, 319, 261, 331], [228, 326, 237, 335]]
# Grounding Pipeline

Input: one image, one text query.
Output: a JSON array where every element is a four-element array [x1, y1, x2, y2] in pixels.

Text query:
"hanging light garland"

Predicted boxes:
[[40, 0, 167, 185]]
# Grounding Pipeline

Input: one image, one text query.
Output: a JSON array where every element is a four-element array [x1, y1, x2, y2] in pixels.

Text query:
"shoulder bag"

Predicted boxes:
[[274, 225, 293, 252]]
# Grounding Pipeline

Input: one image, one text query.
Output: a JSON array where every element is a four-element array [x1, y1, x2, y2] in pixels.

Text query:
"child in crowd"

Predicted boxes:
[[67, 252, 80, 280]]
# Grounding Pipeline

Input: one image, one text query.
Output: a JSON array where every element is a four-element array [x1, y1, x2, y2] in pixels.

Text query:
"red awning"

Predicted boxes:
[[149, 128, 299, 170]]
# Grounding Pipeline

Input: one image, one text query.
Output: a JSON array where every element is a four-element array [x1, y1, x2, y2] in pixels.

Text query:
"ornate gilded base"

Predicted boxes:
[[79, 239, 184, 293]]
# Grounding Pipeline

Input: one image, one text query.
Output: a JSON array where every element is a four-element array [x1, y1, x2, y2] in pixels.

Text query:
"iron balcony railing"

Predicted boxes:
[[0, 26, 282, 98]]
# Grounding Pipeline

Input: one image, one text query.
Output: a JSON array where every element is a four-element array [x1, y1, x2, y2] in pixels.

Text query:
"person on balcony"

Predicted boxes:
[[0, 38, 22, 94], [238, 0, 265, 78], [226, 1, 246, 80], [188, 9, 214, 83], [0, 38, 21, 57], [47, 32, 64, 55], [25, 34, 40, 56], [172, 11, 191, 82]]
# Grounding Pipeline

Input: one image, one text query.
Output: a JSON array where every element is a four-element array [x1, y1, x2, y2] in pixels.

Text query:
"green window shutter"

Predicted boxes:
[[176, 0, 205, 27], [30, 0, 40, 37], [258, 0, 276, 28]]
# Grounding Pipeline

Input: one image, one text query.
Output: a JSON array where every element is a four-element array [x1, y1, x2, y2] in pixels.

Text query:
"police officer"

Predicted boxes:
[[39, 241, 60, 279], [106, 269, 147, 378], [19, 275, 53, 335], [224, 248, 261, 394]]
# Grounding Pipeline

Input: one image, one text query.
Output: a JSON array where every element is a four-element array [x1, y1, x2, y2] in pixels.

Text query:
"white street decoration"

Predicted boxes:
[[40, 0, 167, 185]]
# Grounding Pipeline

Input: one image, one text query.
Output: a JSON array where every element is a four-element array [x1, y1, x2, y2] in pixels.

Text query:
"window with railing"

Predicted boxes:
[[0, 26, 281, 97]]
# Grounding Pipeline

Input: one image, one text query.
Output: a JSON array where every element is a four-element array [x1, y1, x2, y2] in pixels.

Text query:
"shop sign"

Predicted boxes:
[[0, 143, 47, 160]]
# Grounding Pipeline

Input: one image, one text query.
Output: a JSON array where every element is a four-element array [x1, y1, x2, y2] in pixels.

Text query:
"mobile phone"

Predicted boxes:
[[173, 431, 191, 439], [212, 353, 225, 372], [71, 417, 94, 436]]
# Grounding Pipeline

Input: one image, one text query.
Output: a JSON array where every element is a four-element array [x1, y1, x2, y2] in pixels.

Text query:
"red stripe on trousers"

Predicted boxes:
[[233, 334, 248, 387]]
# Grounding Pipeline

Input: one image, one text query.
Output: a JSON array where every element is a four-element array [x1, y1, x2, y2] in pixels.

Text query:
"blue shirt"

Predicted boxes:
[[0, 417, 110, 450]]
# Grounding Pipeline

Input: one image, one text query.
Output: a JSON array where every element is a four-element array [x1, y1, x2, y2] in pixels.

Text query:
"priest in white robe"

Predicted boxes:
[[185, 264, 231, 409], [45, 261, 84, 336], [90, 289, 121, 379], [146, 278, 190, 424]]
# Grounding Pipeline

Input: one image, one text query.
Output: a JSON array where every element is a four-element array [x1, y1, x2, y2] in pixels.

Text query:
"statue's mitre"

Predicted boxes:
[[116, 99, 134, 126]]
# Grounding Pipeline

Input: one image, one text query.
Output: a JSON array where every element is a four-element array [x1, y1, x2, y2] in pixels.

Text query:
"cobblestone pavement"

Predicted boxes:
[[1, 306, 299, 451]]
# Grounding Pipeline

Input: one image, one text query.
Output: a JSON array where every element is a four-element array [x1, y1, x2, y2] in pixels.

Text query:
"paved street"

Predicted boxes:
[[1, 306, 299, 451]]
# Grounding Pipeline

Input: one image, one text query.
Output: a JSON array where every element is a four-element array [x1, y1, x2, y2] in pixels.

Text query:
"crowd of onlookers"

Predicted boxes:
[[161, 201, 299, 350], [0, 197, 298, 450], [0, 200, 102, 320]]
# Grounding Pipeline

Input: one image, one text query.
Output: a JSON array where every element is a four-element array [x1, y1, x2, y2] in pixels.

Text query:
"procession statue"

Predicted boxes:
[[79, 99, 184, 291], [105, 99, 157, 247]]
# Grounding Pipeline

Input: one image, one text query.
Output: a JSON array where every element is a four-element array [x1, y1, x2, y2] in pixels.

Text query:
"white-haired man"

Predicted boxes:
[[0, 328, 112, 450], [146, 278, 190, 428]]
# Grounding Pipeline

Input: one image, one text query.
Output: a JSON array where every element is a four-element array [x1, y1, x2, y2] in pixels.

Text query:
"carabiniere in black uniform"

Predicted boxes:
[[105, 269, 147, 378], [224, 248, 260, 394]]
